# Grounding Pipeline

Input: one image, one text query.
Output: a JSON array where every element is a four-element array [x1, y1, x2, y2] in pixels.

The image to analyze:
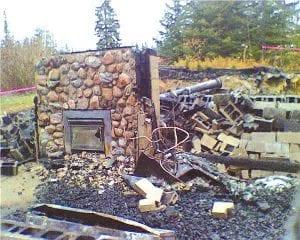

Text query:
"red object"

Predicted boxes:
[[262, 45, 300, 52], [0, 86, 36, 95]]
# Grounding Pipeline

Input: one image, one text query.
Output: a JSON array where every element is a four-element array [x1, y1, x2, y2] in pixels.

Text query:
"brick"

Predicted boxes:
[[146, 187, 164, 202], [134, 178, 157, 197], [212, 201, 234, 219], [200, 134, 217, 149], [277, 132, 300, 144], [138, 198, 157, 212], [251, 132, 276, 143], [134, 178, 164, 202]]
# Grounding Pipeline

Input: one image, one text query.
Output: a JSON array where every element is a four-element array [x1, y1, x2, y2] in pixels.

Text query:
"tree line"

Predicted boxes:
[[0, 12, 58, 91], [156, 0, 300, 67]]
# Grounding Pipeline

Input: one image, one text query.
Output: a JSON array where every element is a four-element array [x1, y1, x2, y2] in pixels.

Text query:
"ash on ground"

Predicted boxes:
[[17, 153, 298, 240]]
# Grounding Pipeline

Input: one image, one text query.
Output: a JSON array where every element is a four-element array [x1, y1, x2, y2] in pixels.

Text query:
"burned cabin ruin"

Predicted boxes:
[[35, 47, 160, 163]]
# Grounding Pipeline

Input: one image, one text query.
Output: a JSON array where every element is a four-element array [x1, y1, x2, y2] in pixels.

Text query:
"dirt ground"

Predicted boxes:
[[0, 162, 42, 218]]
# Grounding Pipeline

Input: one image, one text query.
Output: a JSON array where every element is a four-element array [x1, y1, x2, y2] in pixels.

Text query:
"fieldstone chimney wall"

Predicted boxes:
[[35, 47, 140, 160]]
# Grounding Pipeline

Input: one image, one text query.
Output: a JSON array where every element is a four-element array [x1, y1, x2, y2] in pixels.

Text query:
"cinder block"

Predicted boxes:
[[138, 198, 157, 212], [192, 136, 202, 152], [217, 133, 240, 147], [246, 141, 266, 153], [290, 144, 300, 153], [281, 143, 289, 155], [260, 153, 289, 161], [290, 152, 300, 161], [251, 132, 276, 143], [248, 153, 259, 160], [277, 132, 300, 144], [212, 201, 234, 219], [239, 139, 248, 149], [200, 134, 217, 149], [231, 148, 248, 158], [265, 143, 282, 153], [241, 133, 251, 140]]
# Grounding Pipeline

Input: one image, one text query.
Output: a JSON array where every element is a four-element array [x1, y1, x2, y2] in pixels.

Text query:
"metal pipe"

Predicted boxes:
[[160, 78, 222, 100]]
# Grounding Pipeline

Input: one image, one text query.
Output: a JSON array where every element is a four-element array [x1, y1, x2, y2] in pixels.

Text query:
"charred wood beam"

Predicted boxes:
[[186, 153, 300, 173]]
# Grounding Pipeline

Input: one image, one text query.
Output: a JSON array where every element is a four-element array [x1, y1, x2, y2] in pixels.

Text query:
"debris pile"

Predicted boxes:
[[160, 83, 300, 163], [0, 109, 36, 162], [33, 154, 299, 240]]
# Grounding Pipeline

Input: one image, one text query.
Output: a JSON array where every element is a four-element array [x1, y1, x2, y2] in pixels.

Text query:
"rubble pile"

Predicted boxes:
[[0, 109, 36, 162], [27, 151, 299, 240], [160, 87, 300, 164], [33, 156, 298, 240]]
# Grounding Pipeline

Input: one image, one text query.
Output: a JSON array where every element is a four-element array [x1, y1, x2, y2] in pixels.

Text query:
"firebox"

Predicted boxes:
[[63, 110, 111, 154]]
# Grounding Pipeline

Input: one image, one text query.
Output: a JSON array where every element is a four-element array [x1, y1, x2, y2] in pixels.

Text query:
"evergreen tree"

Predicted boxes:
[[157, 0, 300, 63], [156, 0, 187, 61], [1, 11, 14, 47], [95, 0, 121, 49]]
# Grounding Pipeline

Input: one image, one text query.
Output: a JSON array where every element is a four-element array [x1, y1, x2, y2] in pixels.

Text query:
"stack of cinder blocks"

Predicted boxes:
[[239, 132, 300, 161]]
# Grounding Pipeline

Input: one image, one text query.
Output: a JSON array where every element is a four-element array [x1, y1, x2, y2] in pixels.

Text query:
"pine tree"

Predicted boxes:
[[1, 11, 13, 47], [157, 0, 187, 61], [95, 0, 121, 49]]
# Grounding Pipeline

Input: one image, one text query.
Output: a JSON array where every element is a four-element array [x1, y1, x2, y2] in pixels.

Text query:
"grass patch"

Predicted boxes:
[[0, 91, 36, 115]]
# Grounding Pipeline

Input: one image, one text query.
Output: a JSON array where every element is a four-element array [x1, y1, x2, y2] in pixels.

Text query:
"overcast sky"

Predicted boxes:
[[1, 0, 167, 51]]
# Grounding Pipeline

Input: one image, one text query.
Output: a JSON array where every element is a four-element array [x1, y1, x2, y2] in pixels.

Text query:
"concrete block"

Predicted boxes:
[[217, 133, 240, 147], [135, 178, 157, 197], [278, 102, 300, 112], [265, 143, 282, 154], [217, 133, 227, 142], [246, 141, 266, 153], [248, 153, 259, 160], [289, 144, 300, 153], [231, 148, 248, 158], [251, 132, 276, 143], [241, 133, 251, 140], [263, 107, 286, 119], [260, 153, 289, 161], [251, 170, 274, 178], [192, 136, 202, 152], [290, 152, 300, 161], [281, 143, 289, 155], [239, 139, 248, 149], [277, 132, 300, 144], [146, 187, 164, 202], [200, 134, 217, 149], [212, 201, 234, 219], [138, 198, 157, 212]]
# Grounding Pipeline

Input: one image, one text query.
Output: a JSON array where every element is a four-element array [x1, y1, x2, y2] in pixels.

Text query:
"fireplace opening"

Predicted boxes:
[[63, 110, 111, 154]]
